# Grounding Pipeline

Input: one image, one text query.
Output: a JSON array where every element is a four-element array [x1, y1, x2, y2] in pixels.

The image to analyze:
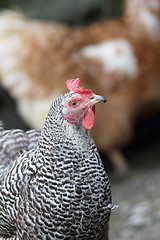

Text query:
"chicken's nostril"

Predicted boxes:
[[89, 95, 107, 103], [89, 96, 94, 99]]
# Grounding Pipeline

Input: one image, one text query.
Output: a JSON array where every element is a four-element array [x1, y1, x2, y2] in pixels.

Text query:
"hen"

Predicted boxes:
[[0, 78, 115, 240], [0, 0, 159, 175]]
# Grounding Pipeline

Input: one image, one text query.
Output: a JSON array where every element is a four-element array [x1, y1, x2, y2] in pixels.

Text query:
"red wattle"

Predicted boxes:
[[82, 107, 96, 129]]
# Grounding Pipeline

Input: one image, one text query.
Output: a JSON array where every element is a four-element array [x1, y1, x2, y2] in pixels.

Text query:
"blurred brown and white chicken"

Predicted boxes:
[[0, 0, 159, 175]]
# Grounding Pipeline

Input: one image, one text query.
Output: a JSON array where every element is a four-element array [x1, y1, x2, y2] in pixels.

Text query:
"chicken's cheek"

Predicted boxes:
[[82, 107, 95, 129]]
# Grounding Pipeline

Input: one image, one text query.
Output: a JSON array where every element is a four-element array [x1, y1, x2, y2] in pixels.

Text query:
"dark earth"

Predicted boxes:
[[110, 141, 160, 240], [109, 110, 160, 240]]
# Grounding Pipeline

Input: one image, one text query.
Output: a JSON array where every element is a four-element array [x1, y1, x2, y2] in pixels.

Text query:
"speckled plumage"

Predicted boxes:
[[0, 127, 40, 174], [0, 84, 113, 240]]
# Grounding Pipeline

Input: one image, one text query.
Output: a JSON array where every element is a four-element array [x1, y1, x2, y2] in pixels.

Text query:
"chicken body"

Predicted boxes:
[[0, 127, 39, 174], [0, 79, 113, 240], [0, 0, 159, 174]]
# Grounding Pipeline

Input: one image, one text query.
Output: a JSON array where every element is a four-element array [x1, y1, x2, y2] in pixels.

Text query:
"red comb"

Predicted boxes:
[[66, 78, 93, 95]]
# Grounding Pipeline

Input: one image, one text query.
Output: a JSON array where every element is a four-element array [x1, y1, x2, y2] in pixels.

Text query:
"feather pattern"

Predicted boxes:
[[0, 79, 113, 239]]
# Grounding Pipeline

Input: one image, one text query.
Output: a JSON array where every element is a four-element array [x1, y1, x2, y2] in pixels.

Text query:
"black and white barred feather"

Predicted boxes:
[[0, 91, 115, 240], [0, 125, 40, 174]]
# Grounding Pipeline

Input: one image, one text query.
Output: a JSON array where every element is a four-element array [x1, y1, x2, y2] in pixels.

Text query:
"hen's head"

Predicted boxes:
[[61, 78, 106, 130]]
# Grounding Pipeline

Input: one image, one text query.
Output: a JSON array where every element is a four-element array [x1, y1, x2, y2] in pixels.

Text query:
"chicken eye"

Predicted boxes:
[[69, 101, 79, 108]]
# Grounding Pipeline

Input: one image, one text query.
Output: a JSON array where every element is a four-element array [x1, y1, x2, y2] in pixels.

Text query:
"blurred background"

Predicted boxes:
[[0, 0, 123, 24], [0, 0, 123, 130], [0, 0, 160, 239]]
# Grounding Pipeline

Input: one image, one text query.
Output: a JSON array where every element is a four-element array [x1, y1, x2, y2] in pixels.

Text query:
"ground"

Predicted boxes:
[[109, 138, 160, 240]]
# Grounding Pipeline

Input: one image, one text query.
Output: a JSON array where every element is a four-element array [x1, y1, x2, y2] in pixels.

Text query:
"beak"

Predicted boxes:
[[88, 94, 107, 105]]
